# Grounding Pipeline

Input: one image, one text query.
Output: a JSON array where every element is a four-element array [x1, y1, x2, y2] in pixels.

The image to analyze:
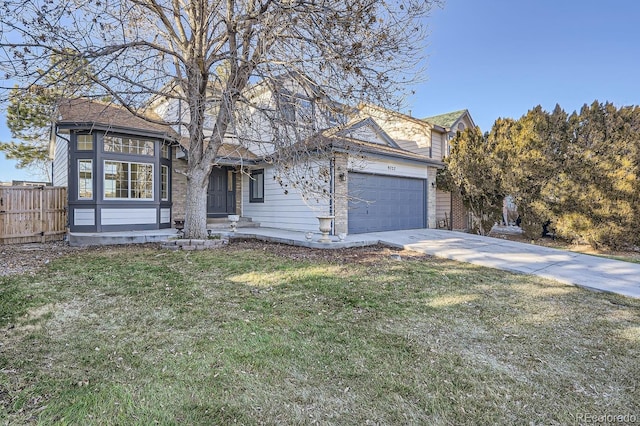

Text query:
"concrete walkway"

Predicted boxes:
[[232, 227, 640, 299]]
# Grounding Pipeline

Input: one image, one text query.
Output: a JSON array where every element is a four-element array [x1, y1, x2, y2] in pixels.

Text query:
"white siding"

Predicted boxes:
[[396, 139, 430, 157], [101, 208, 157, 225], [348, 157, 428, 179], [160, 208, 171, 224], [74, 209, 95, 226], [357, 105, 433, 152], [432, 131, 444, 161], [436, 190, 451, 227], [242, 165, 327, 232], [53, 136, 68, 187], [346, 126, 386, 144]]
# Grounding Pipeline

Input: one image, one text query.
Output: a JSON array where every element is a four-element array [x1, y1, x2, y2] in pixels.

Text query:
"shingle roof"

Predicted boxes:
[[422, 109, 468, 129], [57, 98, 177, 139], [178, 137, 258, 160]]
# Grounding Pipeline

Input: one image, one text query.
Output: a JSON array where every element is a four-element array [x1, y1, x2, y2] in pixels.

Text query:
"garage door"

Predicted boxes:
[[348, 173, 426, 233]]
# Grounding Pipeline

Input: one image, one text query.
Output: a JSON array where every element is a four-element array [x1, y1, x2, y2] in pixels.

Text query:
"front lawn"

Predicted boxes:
[[1, 242, 638, 424]]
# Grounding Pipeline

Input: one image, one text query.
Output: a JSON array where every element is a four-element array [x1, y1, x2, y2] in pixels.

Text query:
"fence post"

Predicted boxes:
[[40, 186, 45, 243]]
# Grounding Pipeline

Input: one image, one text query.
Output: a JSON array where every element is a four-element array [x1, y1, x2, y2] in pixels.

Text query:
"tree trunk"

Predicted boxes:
[[183, 167, 210, 239]]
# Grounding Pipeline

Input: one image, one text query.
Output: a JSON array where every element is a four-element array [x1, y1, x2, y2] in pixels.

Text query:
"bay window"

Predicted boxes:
[[104, 161, 154, 200]]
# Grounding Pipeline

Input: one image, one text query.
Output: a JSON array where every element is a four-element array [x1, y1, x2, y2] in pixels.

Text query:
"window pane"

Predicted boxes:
[[130, 163, 153, 199], [104, 161, 129, 198], [227, 170, 234, 192], [104, 160, 154, 200], [250, 169, 264, 202], [104, 136, 155, 156], [256, 172, 263, 198], [78, 159, 93, 199], [161, 165, 169, 200], [77, 134, 93, 151]]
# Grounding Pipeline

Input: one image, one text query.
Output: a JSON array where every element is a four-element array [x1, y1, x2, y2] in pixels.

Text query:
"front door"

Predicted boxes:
[[207, 167, 236, 217]]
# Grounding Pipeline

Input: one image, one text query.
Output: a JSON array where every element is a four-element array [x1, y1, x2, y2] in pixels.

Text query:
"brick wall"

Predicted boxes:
[[450, 190, 469, 231], [234, 166, 242, 215], [427, 168, 437, 228], [333, 153, 348, 235], [171, 158, 188, 221]]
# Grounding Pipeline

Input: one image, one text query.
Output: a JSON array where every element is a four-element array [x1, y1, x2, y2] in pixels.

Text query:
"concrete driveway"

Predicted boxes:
[[368, 229, 640, 299]]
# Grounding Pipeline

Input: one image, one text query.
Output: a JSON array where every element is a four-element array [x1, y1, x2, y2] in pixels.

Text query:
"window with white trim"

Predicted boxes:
[[104, 136, 155, 156], [77, 134, 93, 151], [104, 161, 154, 200], [78, 159, 93, 199], [161, 165, 169, 201]]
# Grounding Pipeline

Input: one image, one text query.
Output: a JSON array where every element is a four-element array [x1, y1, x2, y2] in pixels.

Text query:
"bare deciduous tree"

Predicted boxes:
[[1, 0, 440, 238]]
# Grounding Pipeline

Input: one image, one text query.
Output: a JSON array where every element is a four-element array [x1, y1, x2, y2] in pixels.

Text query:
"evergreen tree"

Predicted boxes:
[[0, 53, 93, 178], [491, 107, 558, 238], [443, 126, 504, 235], [554, 102, 640, 248]]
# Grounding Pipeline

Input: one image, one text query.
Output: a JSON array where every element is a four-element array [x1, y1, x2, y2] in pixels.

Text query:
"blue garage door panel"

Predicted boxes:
[[348, 173, 426, 234]]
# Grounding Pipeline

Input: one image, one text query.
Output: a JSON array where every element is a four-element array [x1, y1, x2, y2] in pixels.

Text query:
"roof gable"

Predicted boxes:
[[423, 109, 472, 130], [333, 118, 400, 148]]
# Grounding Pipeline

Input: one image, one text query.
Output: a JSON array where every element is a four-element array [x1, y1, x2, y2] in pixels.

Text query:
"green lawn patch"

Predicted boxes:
[[1, 242, 638, 424]]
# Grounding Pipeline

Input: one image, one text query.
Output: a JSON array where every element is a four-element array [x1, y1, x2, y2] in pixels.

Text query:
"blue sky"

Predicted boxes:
[[412, 0, 640, 128], [1, 0, 639, 181]]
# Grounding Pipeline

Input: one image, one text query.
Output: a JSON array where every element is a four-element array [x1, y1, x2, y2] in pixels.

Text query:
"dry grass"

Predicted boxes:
[[1, 241, 639, 425]]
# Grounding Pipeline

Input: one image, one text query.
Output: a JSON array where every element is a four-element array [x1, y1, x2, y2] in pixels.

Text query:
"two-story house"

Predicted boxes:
[[51, 78, 474, 236]]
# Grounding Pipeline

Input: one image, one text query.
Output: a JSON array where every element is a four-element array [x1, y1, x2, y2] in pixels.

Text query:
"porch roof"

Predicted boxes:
[[177, 137, 259, 163]]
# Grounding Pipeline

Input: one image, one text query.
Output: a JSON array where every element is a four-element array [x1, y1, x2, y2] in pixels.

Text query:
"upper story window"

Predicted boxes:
[[104, 135, 155, 156], [161, 144, 170, 159], [297, 98, 314, 122], [278, 93, 315, 128], [77, 134, 93, 151], [457, 123, 466, 131]]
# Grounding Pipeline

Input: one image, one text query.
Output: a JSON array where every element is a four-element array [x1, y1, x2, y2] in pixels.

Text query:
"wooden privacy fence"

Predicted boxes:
[[0, 186, 67, 245]]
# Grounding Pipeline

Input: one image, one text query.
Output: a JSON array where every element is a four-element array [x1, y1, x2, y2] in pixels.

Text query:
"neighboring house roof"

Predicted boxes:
[[57, 98, 178, 140], [422, 110, 468, 129]]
